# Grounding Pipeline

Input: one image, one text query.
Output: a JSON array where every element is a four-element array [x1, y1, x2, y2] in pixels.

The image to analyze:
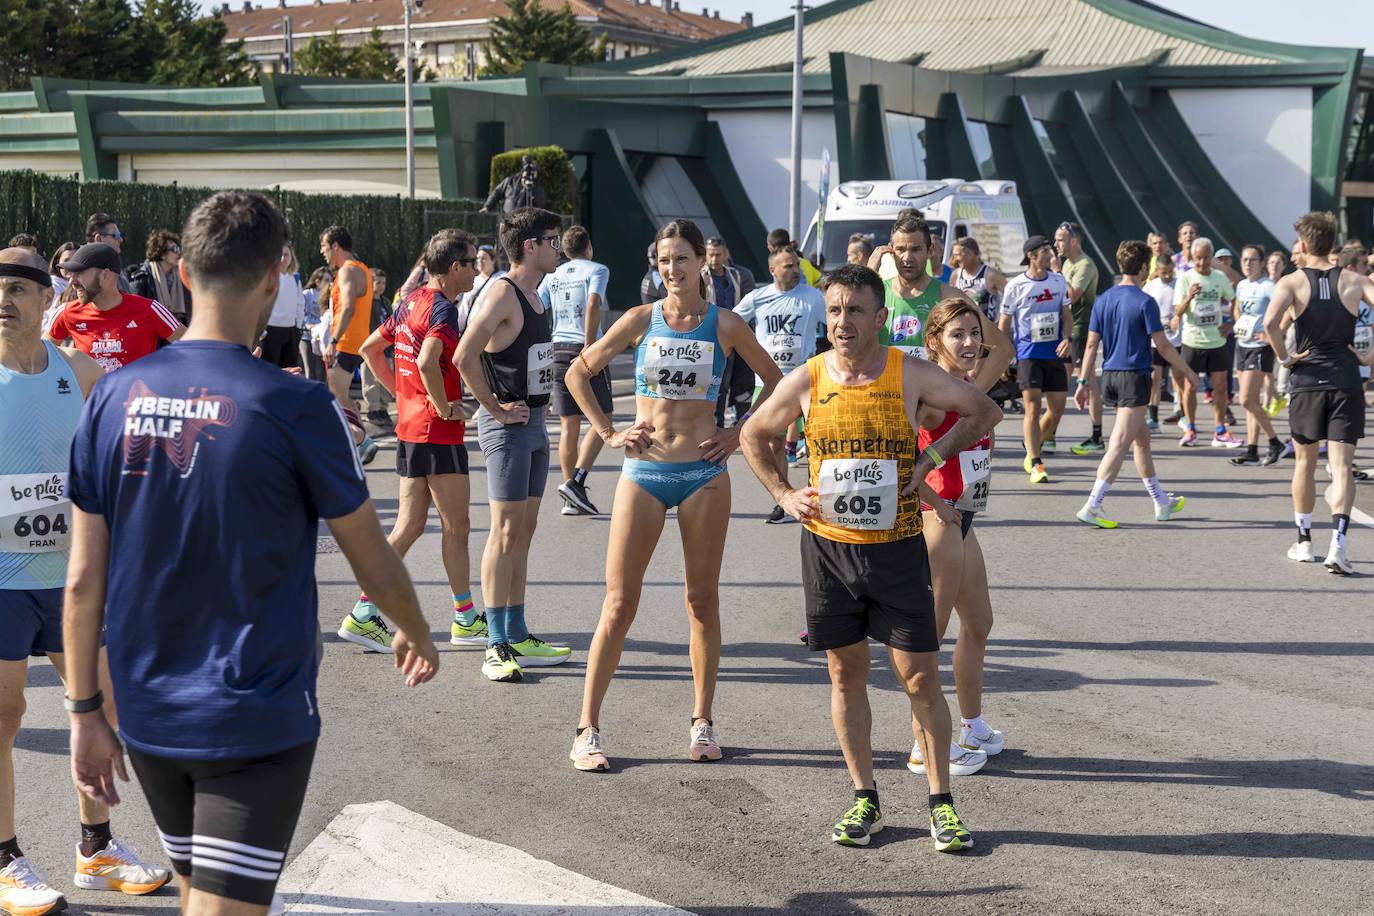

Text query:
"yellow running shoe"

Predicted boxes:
[[73, 838, 172, 895], [1029, 464, 1050, 484]]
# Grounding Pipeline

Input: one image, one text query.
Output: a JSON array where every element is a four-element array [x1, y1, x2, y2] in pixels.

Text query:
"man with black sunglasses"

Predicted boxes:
[[457, 207, 573, 683], [85, 213, 132, 294]]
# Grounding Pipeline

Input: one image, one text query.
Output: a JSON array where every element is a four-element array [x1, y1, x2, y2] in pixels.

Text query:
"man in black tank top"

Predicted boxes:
[[1264, 211, 1374, 575], [456, 207, 572, 680]]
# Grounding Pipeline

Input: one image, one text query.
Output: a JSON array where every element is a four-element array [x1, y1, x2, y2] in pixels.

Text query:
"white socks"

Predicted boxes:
[[1088, 479, 1111, 510], [1142, 476, 1167, 506]]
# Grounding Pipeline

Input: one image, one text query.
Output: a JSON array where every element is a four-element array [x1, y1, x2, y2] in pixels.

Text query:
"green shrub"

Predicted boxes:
[[0, 170, 485, 298], [489, 145, 576, 217]]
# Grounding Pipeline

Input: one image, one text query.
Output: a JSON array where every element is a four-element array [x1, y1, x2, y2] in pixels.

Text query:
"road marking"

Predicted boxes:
[[277, 801, 692, 914], [1321, 484, 1374, 528]]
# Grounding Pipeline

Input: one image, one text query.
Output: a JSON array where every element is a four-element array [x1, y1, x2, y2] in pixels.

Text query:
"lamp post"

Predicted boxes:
[[403, 0, 415, 198], [787, 0, 804, 241]]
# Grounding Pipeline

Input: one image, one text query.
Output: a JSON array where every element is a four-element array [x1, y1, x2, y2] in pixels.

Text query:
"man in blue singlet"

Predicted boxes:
[[0, 247, 170, 915]]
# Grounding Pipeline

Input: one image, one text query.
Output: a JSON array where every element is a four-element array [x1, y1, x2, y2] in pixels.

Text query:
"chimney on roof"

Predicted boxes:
[[712, 9, 718, 16], [673, 1, 679, 9], [741, 11, 751, 26], [660, 0, 669, 10], [241, 0, 251, 10], [219, 2, 229, 12], [278, 0, 285, 7]]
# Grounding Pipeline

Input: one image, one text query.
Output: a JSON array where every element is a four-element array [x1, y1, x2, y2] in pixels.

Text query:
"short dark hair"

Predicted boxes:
[[181, 191, 289, 296], [320, 225, 353, 251], [952, 236, 980, 258], [307, 266, 331, 288], [821, 263, 885, 308], [500, 207, 562, 264], [769, 246, 799, 265], [1241, 244, 1265, 261], [766, 228, 791, 250], [1115, 239, 1149, 277], [1058, 221, 1083, 238], [146, 229, 180, 262], [7, 233, 37, 250], [85, 213, 117, 241], [1177, 220, 1199, 236], [423, 228, 477, 275], [890, 215, 931, 246], [562, 225, 592, 259], [1294, 211, 1337, 259], [1338, 245, 1366, 269]]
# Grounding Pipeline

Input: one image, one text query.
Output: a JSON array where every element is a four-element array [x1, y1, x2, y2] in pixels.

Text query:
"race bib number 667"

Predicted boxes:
[[817, 459, 897, 531]]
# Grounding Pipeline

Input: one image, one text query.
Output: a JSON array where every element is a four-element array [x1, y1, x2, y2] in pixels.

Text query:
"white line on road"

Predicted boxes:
[[278, 800, 693, 915], [1321, 484, 1374, 528]]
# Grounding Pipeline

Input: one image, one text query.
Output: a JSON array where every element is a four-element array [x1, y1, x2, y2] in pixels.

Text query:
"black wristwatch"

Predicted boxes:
[[64, 690, 104, 714]]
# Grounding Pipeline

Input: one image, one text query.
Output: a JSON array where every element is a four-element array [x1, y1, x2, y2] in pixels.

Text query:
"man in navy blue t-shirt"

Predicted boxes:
[[1073, 239, 1198, 530], [62, 191, 438, 914]]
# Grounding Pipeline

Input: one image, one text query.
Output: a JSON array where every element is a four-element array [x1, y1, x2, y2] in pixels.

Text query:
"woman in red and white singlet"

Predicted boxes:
[[909, 297, 1005, 777]]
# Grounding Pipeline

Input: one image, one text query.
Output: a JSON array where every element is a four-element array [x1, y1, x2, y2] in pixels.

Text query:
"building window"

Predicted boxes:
[[886, 112, 927, 180], [436, 42, 456, 65], [966, 120, 997, 180]]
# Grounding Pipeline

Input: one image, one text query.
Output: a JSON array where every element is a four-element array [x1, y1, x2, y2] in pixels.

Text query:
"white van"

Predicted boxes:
[[800, 178, 1029, 273]]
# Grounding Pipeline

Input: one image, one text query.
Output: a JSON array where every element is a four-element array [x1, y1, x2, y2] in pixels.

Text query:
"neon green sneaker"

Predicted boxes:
[[337, 604, 393, 653], [482, 643, 523, 683], [509, 634, 572, 667], [1029, 464, 1050, 484], [1154, 494, 1186, 521], [1070, 438, 1106, 456], [450, 615, 489, 647], [832, 797, 882, 847], [930, 803, 973, 852], [1076, 504, 1118, 529], [1042, 439, 1057, 453], [1023, 454, 1034, 474]]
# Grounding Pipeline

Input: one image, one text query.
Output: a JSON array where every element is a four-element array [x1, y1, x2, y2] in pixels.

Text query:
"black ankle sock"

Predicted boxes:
[[0, 836, 21, 865], [691, 717, 712, 726], [928, 792, 954, 812], [1092, 424, 1103, 442], [573, 468, 588, 486], [1031, 455, 1042, 467], [855, 788, 879, 807], [576, 725, 595, 737], [1245, 443, 1259, 457], [1148, 405, 1159, 421], [1268, 437, 1283, 449], [1334, 513, 1351, 537], [79, 821, 112, 858]]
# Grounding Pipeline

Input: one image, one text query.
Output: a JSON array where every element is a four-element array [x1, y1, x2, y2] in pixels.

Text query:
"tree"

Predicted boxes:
[[142, 0, 257, 87], [479, 0, 605, 78], [296, 28, 400, 80]]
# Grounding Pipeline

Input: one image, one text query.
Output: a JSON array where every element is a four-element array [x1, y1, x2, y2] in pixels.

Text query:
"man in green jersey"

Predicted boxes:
[[871, 215, 963, 360], [1056, 222, 1104, 455]]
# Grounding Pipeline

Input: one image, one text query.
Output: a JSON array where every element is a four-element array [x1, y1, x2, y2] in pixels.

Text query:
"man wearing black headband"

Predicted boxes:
[[0, 247, 170, 914]]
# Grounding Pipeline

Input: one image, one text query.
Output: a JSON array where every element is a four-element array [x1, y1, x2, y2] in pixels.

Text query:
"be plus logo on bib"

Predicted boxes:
[[122, 380, 237, 478]]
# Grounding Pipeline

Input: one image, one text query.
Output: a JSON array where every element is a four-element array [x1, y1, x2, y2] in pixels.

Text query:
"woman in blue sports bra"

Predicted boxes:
[[563, 218, 782, 772]]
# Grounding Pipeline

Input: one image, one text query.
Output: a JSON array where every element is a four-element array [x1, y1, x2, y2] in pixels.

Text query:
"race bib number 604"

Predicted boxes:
[[817, 459, 897, 531], [0, 472, 71, 553]]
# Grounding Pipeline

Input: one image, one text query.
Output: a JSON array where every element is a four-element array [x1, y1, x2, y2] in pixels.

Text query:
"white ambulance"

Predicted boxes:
[[800, 178, 1029, 273]]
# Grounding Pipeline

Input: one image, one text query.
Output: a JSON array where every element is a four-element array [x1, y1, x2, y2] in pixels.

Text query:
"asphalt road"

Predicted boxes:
[[12, 394, 1374, 915]]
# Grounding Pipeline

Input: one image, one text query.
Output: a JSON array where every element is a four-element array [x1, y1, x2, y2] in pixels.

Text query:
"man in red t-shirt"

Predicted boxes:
[[335, 229, 485, 653], [48, 243, 184, 372]]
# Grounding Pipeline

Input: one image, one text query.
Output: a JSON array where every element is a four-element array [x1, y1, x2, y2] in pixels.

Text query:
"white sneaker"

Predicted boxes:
[[1324, 546, 1354, 576], [1287, 541, 1317, 563], [906, 740, 987, 776], [0, 857, 65, 915], [560, 504, 577, 515], [959, 723, 1005, 756], [73, 837, 172, 895], [269, 893, 286, 916]]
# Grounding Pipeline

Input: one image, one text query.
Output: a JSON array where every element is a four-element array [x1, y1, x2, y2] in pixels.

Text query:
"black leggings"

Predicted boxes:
[[260, 326, 302, 369]]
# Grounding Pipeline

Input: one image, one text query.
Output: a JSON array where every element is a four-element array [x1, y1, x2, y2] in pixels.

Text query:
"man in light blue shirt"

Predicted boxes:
[[734, 247, 825, 523], [538, 225, 613, 516]]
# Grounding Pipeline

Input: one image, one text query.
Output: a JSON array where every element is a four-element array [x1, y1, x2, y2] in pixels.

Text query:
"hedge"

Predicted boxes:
[[0, 170, 488, 297], [489, 146, 576, 217]]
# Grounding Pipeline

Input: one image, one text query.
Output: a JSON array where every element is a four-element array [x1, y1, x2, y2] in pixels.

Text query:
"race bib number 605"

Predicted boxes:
[[817, 459, 897, 531]]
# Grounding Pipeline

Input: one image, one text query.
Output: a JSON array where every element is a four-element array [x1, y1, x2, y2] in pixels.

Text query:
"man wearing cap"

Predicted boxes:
[[1000, 235, 1073, 483], [1053, 222, 1103, 456], [46, 244, 184, 373], [85, 214, 132, 295], [481, 156, 548, 216], [0, 246, 172, 915]]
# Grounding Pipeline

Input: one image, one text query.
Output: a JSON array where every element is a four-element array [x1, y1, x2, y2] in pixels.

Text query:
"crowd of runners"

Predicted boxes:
[[0, 193, 1369, 914]]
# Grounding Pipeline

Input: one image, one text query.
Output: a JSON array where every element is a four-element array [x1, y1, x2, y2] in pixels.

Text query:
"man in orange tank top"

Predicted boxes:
[[741, 264, 1000, 853], [319, 226, 377, 463]]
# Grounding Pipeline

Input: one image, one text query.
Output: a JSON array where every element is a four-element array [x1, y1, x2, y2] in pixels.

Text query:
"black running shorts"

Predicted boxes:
[[1237, 346, 1274, 373], [129, 740, 316, 906], [551, 343, 613, 418], [801, 530, 938, 654], [1071, 333, 1089, 368], [1289, 388, 1365, 445], [330, 352, 363, 374], [1017, 358, 1069, 394], [1101, 370, 1152, 408], [395, 441, 470, 478], [1182, 345, 1228, 375], [1152, 348, 1171, 369]]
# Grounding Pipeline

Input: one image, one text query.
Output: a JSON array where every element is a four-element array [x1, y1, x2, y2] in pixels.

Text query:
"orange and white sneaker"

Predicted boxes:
[[688, 721, 723, 762], [570, 727, 610, 772], [0, 856, 65, 916], [73, 838, 171, 895]]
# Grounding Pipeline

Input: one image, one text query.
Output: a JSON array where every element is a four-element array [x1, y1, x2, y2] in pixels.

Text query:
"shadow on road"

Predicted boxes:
[[991, 638, 1374, 656], [985, 827, 1374, 860]]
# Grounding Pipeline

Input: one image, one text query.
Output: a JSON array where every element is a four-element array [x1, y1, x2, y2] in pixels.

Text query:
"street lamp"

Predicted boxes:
[[787, 0, 805, 242], [403, 0, 419, 198]]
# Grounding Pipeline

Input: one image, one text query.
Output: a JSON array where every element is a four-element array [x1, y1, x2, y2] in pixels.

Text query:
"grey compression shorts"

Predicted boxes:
[[476, 406, 550, 501]]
